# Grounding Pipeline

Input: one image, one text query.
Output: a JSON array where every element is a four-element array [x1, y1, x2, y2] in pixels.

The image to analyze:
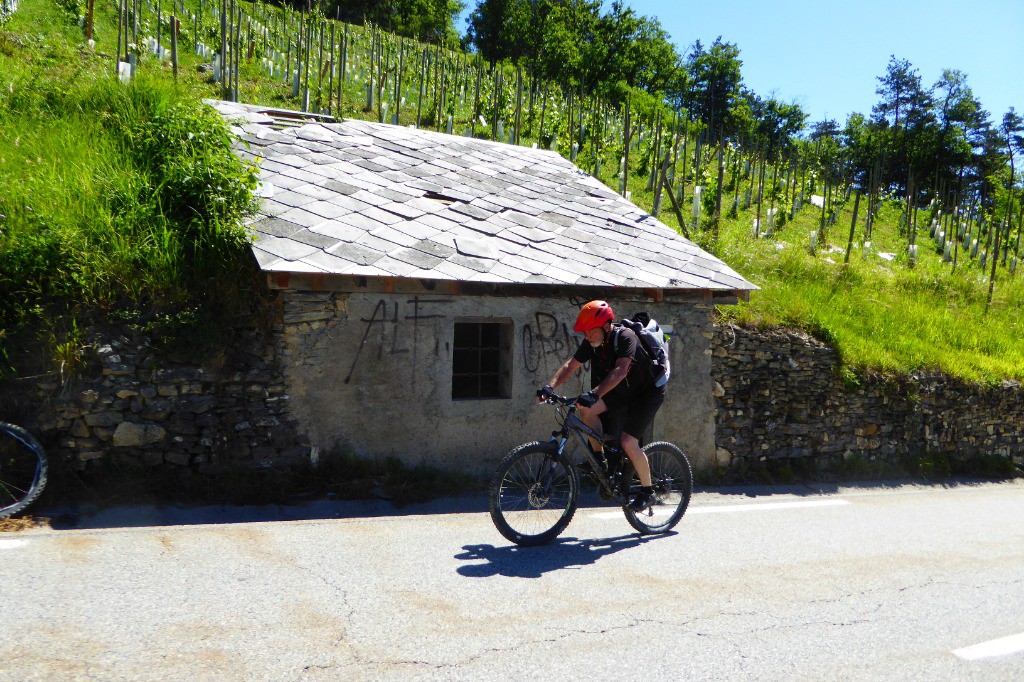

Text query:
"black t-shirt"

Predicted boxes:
[[572, 326, 652, 399]]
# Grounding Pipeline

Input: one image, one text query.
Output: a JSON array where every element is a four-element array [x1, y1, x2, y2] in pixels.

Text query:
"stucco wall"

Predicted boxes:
[[277, 291, 717, 473]]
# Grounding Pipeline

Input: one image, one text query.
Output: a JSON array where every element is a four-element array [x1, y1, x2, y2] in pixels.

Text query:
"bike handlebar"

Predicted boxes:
[[537, 390, 578, 407]]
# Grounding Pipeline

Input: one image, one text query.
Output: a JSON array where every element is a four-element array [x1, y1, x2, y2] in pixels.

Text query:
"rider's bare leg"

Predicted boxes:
[[577, 401, 607, 454], [620, 432, 652, 487]]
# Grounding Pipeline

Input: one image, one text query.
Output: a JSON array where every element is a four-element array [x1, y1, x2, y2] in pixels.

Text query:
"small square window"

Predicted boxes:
[[452, 320, 512, 400]]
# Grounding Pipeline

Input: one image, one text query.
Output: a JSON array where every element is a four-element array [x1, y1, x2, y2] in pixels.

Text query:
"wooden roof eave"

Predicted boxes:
[[266, 271, 754, 305]]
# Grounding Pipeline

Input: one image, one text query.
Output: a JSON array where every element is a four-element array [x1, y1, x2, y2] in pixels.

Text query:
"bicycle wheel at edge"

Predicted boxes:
[[0, 422, 49, 520], [623, 441, 692, 535], [489, 441, 579, 547]]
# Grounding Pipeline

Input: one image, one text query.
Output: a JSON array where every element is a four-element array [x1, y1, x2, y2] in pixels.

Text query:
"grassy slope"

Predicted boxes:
[[3, 0, 1024, 383]]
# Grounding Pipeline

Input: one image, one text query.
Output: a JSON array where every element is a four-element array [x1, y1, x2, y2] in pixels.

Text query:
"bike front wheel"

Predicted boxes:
[[489, 441, 579, 546], [623, 441, 692, 535], [0, 422, 48, 520]]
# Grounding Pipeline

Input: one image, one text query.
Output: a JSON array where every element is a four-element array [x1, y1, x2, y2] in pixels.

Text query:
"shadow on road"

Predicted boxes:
[[36, 493, 491, 531], [455, 532, 675, 578]]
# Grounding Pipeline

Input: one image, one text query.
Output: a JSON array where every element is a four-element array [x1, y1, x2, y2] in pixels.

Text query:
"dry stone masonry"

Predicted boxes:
[[711, 323, 1024, 471], [3, 313, 304, 471]]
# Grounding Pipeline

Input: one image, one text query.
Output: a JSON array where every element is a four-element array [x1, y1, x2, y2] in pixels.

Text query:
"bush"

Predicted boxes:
[[0, 74, 259, 371]]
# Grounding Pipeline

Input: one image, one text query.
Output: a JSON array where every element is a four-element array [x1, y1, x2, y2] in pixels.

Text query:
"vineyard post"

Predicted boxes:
[[491, 69, 500, 139], [394, 40, 405, 124], [115, 0, 124, 72], [647, 114, 662, 191], [818, 177, 829, 244], [713, 129, 725, 243], [327, 21, 335, 114], [986, 214, 1004, 311], [437, 49, 447, 132], [755, 150, 766, 237], [844, 190, 862, 263], [285, 40, 291, 86], [340, 24, 348, 111], [621, 96, 632, 197], [653, 122, 677, 219], [662, 170, 692, 239], [799, 157, 808, 209], [678, 117, 689, 206], [790, 155, 799, 213], [233, 0, 240, 101], [170, 15, 178, 79], [316, 21, 324, 112], [86, 0, 95, 40], [303, 11, 312, 112], [539, 80, 548, 142], [219, 0, 227, 99], [652, 149, 670, 218], [514, 68, 523, 145], [416, 48, 426, 127], [468, 56, 479, 135]]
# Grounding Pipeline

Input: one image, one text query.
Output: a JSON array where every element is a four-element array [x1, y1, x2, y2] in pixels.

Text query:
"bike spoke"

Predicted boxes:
[[489, 444, 579, 546]]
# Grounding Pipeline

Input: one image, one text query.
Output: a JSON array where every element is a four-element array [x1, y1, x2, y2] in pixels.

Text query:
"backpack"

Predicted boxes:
[[612, 312, 671, 387]]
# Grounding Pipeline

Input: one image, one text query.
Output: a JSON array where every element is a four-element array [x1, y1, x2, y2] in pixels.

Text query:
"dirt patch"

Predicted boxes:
[[0, 515, 49, 532]]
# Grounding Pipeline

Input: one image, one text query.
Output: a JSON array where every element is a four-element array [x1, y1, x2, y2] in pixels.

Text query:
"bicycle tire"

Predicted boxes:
[[489, 441, 579, 547], [622, 441, 692, 535], [0, 421, 48, 520]]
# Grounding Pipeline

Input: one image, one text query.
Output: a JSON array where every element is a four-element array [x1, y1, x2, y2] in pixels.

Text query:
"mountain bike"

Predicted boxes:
[[0, 421, 48, 519], [488, 392, 692, 546]]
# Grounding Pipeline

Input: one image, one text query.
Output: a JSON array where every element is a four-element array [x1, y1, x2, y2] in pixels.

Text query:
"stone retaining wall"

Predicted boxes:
[[1, 302, 305, 471], [710, 322, 1024, 470], [4, 303, 1023, 475]]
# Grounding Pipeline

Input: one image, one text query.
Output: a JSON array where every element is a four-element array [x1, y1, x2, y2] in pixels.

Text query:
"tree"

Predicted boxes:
[[870, 56, 935, 196], [592, 1, 679, 98], [683, 38, 744, 142], [329, 0, 463, 44], [537, 0, 601, 89], [466, 0, 532, 64]]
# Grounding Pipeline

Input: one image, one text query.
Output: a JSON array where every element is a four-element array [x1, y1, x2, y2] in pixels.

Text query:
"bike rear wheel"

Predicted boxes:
[[0, 422, 48, 520], [623, 441, 692, 535], [489, 441, 579, 546]]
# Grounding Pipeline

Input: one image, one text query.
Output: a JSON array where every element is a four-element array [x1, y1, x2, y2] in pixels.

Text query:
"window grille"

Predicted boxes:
[[451, 321, 512, 400]]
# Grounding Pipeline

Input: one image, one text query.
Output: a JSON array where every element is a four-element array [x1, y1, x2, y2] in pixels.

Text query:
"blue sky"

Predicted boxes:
[[459, 0, 1023, 127]]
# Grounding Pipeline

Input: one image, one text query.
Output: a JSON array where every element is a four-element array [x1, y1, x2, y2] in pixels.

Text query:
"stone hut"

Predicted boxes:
[[213, 101, 757, 473]]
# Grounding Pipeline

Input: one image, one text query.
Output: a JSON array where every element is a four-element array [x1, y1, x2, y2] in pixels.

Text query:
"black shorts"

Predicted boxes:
[[600, 388, 665, 443]]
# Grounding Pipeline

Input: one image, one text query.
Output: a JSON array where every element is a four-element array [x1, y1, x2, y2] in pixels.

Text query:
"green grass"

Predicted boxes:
[[710, 201, 1024, 382], [0, 0, 261, 371]]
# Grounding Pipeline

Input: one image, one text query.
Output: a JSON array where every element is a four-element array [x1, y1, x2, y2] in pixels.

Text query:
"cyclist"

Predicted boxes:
[[537, 300, 665, 511]]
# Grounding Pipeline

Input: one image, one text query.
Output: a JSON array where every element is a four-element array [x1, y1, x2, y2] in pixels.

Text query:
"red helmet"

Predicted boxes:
[[574, 300, 614, 332]]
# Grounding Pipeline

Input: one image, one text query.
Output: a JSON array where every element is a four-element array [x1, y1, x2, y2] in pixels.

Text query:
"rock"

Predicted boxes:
[[85, 411, 122, 427], [113, 422, 167, 447], [181, 396, 217, 414]]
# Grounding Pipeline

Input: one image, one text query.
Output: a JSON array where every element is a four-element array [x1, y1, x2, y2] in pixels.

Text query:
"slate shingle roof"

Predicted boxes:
[[211, 101, 757, 297]]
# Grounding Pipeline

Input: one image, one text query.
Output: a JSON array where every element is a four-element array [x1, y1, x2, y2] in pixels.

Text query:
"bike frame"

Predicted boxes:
[[546, 396, 626, 501]]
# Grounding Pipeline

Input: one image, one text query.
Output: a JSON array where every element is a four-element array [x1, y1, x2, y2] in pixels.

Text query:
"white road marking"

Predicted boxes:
[[0, 538, 29, 550], [590, 498, 851, 519], [689, 499, 852, 514], [953, 632, 1024, 660]]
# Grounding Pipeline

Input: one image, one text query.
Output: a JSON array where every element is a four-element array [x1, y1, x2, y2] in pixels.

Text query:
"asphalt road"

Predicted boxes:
[[2, 480, 1023, 681]]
